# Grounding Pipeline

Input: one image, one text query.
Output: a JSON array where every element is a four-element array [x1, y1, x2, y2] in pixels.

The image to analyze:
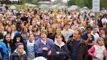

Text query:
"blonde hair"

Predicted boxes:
[[96, 37, 104, 44]]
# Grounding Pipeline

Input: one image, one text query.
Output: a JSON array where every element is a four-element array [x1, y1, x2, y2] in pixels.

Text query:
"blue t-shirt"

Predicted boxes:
[[81, 32, 95, 41]]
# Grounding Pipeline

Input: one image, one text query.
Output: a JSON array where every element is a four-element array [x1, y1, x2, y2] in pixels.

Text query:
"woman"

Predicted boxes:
[[26, 34, 36, 60], [12, 34, 24, 53], [51, 34, 70, 60], [3, 33, 13, 58], [9, 43, 27, 60], [47, 26, 55, 40], [55, 28, 66, 43]]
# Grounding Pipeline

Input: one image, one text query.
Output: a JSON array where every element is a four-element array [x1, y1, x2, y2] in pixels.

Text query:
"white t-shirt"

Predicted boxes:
[[101, 18, 107, 24]]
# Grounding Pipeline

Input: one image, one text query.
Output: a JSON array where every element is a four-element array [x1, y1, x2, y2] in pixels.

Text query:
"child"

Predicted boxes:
[[88, 37, 107, 60], [9, 43, 27, 60]]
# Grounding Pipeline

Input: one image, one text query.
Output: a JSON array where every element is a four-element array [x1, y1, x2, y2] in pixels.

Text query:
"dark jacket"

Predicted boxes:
[[67, 38, 88, 60], [51, 42, 70, 60], [9, 50, 27, 60]]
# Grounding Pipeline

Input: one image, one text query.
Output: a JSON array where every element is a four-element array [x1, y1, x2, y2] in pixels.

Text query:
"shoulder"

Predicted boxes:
[[11, 52, 18, 57], [67, 38, 73, 44], [47, 38, 54, 43], [81, 32, 86, 35], [35, 39, 41, 43], [22, 54, 27, 57], [80, 40, 87, 46], [69, 29, 74, 32], [0, 42, 6, 47], [0, 42, 5, 45], [62, 44, 67, 48]]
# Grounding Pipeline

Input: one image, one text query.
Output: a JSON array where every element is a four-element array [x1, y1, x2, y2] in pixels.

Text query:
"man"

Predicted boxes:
[[81, 26, 96, 60], [67, 29, 88, 60], [34, 32, 54, 60], [9, 43, 27, 60], [91, 26, 99, 41], [61, 24, 74, 42], [81, 26, 95, 48]]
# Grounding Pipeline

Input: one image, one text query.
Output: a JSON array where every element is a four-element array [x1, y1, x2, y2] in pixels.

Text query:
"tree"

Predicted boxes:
[[67, 0, 76, 6], [22, 0, 25, 4], [75, 0, 85, 7], [101, 0, 107, 9], [67, 0, 107, 9]]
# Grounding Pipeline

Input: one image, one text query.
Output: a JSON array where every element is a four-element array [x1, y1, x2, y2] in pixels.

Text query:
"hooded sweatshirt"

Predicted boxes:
[[51, 41, 69, 60], [9, 49, 27, 60]]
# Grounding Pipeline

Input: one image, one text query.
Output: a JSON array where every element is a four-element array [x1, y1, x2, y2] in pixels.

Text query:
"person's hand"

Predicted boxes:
[[56, 51, 60, 54], [87, 34, 92, 40], [88, 34, 91, 39], [48, 51, 51, 56], [42, 47, 48, 51]]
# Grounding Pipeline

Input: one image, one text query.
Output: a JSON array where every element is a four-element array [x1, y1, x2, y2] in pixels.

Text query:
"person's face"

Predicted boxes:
[[87, 28, 92, 34], [56, 36, 62, 43], [29, 25, 33, 30], [41, 33, 47, 41], [100, 30, 105, 34], [93, 28, 98, 33], [6, 34, 11, 42], [97, 39, 104, 46], [48, 27, 52, 33], [56, 28, 61, 34], [32, 20, 36, 26], [7, 27, 11, 32], [11, 25, 16, 31], [24, 28, 28, 33], [64, 25, 69, 30], [16, 37, 21, 43], [29, 34, 34, 41], [73, 30, 80, 40], [0, 26, 4, 31], [17, 45, 24, 55]]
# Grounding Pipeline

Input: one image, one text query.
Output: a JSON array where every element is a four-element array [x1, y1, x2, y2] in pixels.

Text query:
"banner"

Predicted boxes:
[[92, 0, 100, 12]]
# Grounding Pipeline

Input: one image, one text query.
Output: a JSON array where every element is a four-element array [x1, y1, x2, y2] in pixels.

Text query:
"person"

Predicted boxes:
[[47, 27, 55, 40], [26, 34, 36, 60], [81, 26, 96, 60], [81, 26, 95, 48], [9, 43, 27, 60], [51, 34, 70, 60], [3, 33, 12, 58], [91, 26, 99, 41], [61, 24, 74, 42], [34, 32, 54, 60], [88, 37, 107, 60], [55, 28, 66, 43], [67, 29, 88, 60], [12, 34, 24, 53], [0, 40, 8, 60]]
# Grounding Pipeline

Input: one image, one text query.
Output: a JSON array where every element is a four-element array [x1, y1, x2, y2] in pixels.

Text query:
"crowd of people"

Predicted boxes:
[[0, 4, 107, 60]]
